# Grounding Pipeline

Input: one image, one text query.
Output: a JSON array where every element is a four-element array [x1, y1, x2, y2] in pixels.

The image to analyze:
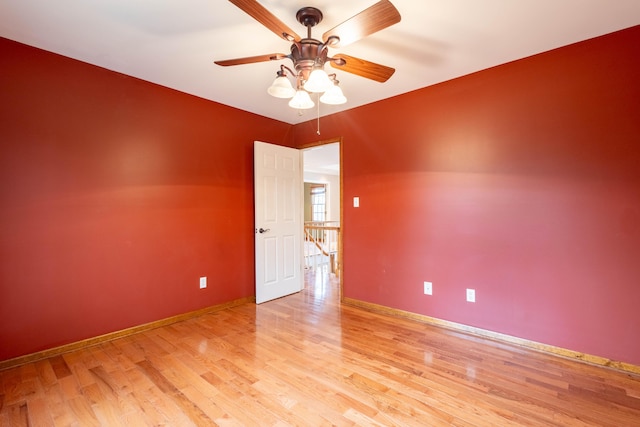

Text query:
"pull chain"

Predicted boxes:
[[316, 93, 321, 135]]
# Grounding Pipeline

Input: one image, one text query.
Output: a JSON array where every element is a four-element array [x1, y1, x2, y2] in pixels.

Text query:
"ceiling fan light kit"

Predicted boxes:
[[216, 0, 401, 111]]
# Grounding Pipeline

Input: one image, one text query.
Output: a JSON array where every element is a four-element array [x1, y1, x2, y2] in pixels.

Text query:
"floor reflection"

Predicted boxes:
[[303, 264, 339, 303]]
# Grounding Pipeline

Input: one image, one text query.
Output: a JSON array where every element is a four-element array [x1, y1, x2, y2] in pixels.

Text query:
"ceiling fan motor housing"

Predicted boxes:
[[290, 39, 329, 81]]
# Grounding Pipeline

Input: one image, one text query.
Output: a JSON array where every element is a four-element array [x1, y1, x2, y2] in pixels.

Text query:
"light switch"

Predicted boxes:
[[466, 288, 475, 302], [353, 197, 359, 208]]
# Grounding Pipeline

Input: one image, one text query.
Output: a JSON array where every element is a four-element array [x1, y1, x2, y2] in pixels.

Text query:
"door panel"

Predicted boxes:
[[255, 141, 302, 304]]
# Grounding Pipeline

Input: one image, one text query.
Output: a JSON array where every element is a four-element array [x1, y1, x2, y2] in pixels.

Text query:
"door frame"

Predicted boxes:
[[300, 136, 343, 300]]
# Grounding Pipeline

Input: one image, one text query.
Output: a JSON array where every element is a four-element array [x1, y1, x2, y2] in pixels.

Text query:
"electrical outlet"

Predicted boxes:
[[199, 276, 207, 289], [424, 281, 432, 295], [466, 288, 475, 302]]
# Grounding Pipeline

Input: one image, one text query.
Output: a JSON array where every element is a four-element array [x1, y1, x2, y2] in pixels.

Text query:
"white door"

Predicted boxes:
[[254, 141, 303, 304]]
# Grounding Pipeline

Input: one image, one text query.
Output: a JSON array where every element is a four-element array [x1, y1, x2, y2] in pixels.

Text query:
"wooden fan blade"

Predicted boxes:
[[330, 54, 395, 82], [215, 53, 288, 66], [323, 0, 401, 48], [229, 0, 300, 42]]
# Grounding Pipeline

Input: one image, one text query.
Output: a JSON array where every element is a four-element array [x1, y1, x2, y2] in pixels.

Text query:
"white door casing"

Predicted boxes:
[[254, 141, 303, 304]]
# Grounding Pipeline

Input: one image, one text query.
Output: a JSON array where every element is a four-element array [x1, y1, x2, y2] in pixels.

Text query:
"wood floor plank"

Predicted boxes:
[[67, 395, 101, 427], [0, 403, 28, 427], [136, 359, 214, 426], [26, 397, 55, 426], [33, 359, 58, 392], [49, 356, 73, 380]]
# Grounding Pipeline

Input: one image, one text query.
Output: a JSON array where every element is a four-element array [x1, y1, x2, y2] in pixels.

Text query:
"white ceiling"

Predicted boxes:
[[304, 142, 340, 176], [1, 1, 639, 125]]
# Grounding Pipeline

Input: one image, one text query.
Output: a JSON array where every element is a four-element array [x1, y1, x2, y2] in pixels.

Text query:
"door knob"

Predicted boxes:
[[258, 228, 270, 234]]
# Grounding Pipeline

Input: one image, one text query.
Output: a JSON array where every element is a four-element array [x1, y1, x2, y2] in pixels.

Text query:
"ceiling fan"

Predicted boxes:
[[215, 0, 401, 108]]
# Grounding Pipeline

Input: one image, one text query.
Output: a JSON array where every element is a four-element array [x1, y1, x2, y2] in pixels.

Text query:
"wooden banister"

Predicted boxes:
[[304, 221, 340, 276]]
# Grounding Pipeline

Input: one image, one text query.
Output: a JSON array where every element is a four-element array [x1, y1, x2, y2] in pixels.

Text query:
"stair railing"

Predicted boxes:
[[304, 221, 340, 276]]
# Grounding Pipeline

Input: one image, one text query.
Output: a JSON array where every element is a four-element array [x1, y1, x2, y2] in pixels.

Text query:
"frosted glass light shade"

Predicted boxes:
[[288, 90, 315, 109], [303, 69, 333, 93], [267, 76, 295, 98], [320, 84, 347, 105]]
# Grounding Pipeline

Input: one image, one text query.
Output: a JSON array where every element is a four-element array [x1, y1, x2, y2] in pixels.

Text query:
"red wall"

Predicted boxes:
[[294, 26, 640, 365], [0, 38, 292, 361]]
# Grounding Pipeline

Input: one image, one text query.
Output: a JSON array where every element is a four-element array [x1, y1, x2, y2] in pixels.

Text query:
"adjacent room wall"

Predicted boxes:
[[303, 171, 340, 222], [293, 26, 640, 365], [0, 38, 292, 361]]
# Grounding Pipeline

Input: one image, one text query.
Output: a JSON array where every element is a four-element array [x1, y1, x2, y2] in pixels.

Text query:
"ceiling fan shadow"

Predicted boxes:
[[352, 29, 449, 67]]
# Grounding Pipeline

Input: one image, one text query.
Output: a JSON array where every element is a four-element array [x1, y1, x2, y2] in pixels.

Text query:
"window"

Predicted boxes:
[[310, 184, 326, 222]]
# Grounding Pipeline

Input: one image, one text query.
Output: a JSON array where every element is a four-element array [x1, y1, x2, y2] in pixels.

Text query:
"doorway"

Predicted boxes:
[[302, 140, 342, 290]]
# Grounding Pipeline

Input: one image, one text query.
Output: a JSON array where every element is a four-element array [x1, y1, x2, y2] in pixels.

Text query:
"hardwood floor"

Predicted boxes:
[[2, 268, 639, 426]]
